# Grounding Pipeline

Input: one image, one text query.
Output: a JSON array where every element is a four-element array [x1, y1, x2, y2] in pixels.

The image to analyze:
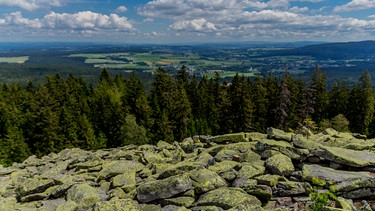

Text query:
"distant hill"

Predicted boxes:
[[273, 40, 375, 59]]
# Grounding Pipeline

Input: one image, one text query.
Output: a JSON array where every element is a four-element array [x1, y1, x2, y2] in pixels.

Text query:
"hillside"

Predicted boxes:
[[273, 40, 375, 60], [1, 128, 375, 210]]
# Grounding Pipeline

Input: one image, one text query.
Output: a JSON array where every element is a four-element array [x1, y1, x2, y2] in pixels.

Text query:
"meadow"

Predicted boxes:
[[0, 56, 29, 63]]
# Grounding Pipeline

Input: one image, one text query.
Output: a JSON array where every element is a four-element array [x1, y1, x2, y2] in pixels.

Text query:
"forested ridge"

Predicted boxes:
[[0, 66, 374, 166]]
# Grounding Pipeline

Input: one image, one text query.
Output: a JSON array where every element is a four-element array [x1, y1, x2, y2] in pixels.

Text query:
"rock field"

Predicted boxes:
[[1, 127, 375, 210]]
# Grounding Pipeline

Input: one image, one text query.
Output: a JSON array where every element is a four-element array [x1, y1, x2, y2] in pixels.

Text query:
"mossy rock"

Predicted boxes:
[[245, 132, 268, 142], [189, 168, 227, 194], [329, 177, 375, 193], [194, 152, 215, 168], [162, 205, 191, 211], [292, 134, 323, 151], [93, 198, 140, 211], [227, 204, 264, 211], [157, 141, 176, 150], [267, 127, 293, 141], [140, 204, 163, 211], [208, 133, 248, 144], [241, 150, 261, 163], [56, 200, 78, 211], [136, 174, 192, 203], [220, 169, 238, 182], [180, 137, 195, 153], [255, 174, 286, 187], [190, 206, 224, 211], [273, 181, 312, 196], [194, 187, 261, 209], [237, 162, 265, 179], [232, 178, 257, 189], [158, 161, 200, 179], [244, 184, 273, 203], [160, 196, 195, 207], [142, 150, 166, 164], [67, 183, 102, 208], [97, 160, 143, 181], [111, 172, 136, 192], [302, 164, 373, 184], [313, 146, 375, 167], [265, 154, 294, 176], [214, 149, 238, 162], [208, 160, 241, 174], [16, 177, 57, 198]]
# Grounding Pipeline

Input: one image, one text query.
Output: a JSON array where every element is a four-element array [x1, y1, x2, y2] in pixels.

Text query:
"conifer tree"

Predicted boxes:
[[349, 70, 374, 135], [309, 66, 329, 123], [275, 72, 291, 130], [252, 76, 268, 132], [227, 74, 253, 132]]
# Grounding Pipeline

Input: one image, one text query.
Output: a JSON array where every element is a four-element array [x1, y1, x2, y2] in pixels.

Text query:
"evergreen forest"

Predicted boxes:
[[0, 66, 374, 167]]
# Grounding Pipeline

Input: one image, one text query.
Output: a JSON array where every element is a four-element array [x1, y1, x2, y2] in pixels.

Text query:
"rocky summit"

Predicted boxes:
[[1, 128, 375, 211]]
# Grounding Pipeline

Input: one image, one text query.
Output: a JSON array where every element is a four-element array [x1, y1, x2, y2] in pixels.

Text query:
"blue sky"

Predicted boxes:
[[1, 0, 375, 43]]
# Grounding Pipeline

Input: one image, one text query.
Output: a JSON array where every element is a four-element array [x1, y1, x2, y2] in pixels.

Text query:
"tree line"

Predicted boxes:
[[0, 66, 374, 166]]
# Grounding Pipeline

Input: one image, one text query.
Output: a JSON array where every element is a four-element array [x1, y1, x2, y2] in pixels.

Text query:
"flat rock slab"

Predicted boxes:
[[194, 187, 261, 209], [302, 164, 373, 183], [312, 146, 375, 167], [137, 174, 192, 203]]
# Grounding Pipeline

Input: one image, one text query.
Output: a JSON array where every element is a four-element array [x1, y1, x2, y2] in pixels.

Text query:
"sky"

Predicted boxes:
[[1, 0, 375, 43]]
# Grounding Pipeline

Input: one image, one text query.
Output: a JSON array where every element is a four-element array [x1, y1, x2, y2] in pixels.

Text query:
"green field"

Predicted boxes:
[[68, 52, 252, 76], [0, 56, 29, 63]]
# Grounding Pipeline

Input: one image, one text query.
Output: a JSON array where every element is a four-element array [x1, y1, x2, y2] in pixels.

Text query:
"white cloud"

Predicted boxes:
[[1, 11, 135, 33], [137, 0, 375, 42], [43, 11, 134, 30], [0, 0, 63, 11], [170, 18, 216, 32], [3, 11, 43, 28], [289, 6, 309, 13], [334, 0, 375, 12], [115, 6, 128, 13]]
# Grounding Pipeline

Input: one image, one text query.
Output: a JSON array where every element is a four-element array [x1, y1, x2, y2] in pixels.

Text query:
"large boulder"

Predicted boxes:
[[273, 181, 312, 196], [189, 168, 227, 194], [267, 127, 293, 141], [256, 139, 308, 161], [265, 154, 294, 176], [93, 198, 140, 211], [302, 164, 373, 183], [236, 161, 265, 179], [312, 146, 375, 167], [208, 133, 248, 144], [137, 174, 192, 203], [97, 160, 144, 181], [194, 187, 262, 209], [67, 183, 103, 208]]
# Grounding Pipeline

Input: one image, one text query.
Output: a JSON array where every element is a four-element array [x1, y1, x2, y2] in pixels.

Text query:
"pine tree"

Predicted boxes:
[[252, 76, 268, 132], [309, 66, 329, 123], [265, 73, 279, 128], [227, 74, 253, 132], [149, 67, 192, 142], [124, 72, 152, 128], [275, 73, 291, 130], [349, 70, 374, 135]]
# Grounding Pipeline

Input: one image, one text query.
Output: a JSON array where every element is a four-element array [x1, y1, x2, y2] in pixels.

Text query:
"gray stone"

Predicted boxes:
[[265, 154, 294, 176], [312, 146, 375, 167], [67, 183, 102, 208], [267, 127, 293, 141], [194, 187, 261, 209], [189, 168, 227, 194], [137, 174, 192, 203], [302, 164, 373, 183]]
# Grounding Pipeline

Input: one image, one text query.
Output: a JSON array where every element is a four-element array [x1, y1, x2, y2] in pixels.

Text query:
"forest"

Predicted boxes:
[[0, 66, 374, 167]]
